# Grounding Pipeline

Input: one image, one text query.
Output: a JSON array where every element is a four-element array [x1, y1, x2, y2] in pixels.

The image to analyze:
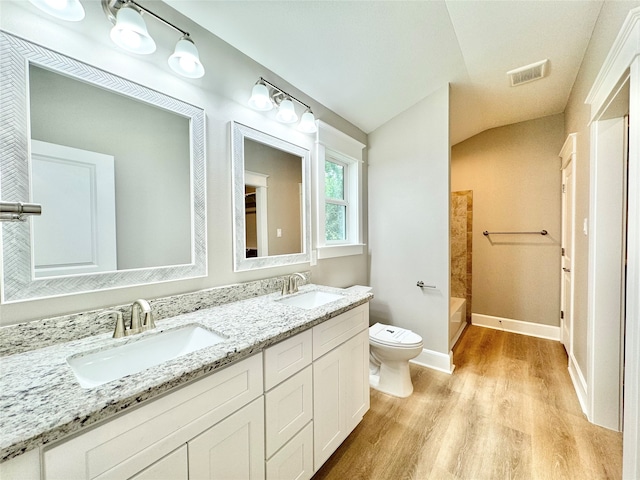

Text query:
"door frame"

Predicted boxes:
[[559, 134, 582, 405], [585, 6, 639, 478]]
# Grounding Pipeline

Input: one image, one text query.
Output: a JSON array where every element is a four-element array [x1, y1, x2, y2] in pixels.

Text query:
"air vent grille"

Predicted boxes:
[[507, 59, 549, 86]]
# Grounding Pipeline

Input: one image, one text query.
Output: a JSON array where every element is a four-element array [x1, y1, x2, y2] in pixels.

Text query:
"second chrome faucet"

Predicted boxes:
[[282, 273, 306, 295]]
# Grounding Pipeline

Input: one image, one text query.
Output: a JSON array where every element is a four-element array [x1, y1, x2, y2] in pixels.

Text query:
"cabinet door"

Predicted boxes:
[[313, 346, 345, 470], [188, 397, 265, 480], [343, 330, 370, 432], [130, 445, 188, 480], [313, 328, 370, 472], [266, 422, 313, 480]]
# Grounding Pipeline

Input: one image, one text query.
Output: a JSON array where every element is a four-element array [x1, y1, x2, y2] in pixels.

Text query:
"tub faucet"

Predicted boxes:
[[131, 299, 155, 334]]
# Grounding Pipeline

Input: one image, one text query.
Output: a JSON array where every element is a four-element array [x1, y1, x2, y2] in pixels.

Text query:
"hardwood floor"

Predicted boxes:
[[312, 325, 623, 480]]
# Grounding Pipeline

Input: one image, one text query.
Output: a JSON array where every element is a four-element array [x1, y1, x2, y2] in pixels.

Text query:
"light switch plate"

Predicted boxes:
[[583, 218, 588, 236]]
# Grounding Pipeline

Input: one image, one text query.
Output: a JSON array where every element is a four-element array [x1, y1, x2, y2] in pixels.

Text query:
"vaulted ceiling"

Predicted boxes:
[[166, 0, 604, 144]]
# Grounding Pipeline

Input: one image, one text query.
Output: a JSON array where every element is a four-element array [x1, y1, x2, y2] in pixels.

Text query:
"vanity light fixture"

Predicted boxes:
[[28, 0, 85, 21], [248, 77, 318, 133], [102, 0, 205, 78]]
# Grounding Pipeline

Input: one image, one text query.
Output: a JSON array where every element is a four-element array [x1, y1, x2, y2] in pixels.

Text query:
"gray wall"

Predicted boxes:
[[0, 0, 367, 325], [368, 85, 451, 358], [451, 114, 564, 327]]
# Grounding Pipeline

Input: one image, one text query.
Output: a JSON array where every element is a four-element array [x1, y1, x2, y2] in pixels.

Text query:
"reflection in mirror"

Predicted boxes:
[[232, 122, 311, 272], [244, 138, 302, 258], [29, 64, 192, 277], [0, 32, 206, 302]]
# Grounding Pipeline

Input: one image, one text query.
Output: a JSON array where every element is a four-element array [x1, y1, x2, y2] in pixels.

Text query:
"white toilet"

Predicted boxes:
[[369, 323, 423, 398]]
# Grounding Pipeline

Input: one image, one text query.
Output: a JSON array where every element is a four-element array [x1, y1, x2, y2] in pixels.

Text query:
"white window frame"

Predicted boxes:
[[315, 121, 365, 259]]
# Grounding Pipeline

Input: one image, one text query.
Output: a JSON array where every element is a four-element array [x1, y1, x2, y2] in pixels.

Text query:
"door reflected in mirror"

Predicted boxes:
[[243, 138, 302, 259]]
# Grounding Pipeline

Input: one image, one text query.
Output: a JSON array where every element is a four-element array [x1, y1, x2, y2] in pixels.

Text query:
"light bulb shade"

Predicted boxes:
[[110, 5, 156, 54], [168, 36, 205, 78], [248, 83, 273, 111], [28, 0, 85, 21], [276, 98, 298, 124], [298, 110, 317, 133]]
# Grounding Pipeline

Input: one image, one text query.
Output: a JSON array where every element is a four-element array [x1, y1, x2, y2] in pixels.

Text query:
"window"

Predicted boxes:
[[325, 158, 347, 242], [315, 121, 365, 259]]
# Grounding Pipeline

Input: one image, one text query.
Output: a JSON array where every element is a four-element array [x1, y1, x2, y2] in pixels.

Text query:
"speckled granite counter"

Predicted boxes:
[[0, 284, 372, 463]]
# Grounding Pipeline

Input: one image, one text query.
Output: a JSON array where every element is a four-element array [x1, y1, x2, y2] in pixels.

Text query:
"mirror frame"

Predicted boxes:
[[0, 31, 207, 303], [231, 122, 311, 271]]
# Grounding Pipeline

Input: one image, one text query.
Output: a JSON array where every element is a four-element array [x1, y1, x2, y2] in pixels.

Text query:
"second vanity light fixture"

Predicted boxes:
[[249, 77, 318, 133], [102, 0, 205, 78]]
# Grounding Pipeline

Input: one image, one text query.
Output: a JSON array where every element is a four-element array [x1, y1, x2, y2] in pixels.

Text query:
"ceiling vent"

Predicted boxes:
[[507, 59, 549, 86]]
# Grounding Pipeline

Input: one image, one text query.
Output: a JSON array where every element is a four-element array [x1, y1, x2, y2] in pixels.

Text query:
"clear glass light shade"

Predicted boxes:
[[248, 83, 273, 111], [276, 98, 298, 124], [28, 0, 85, 21], [298, 110, 317, 133], [168, 37, 205, 78], [110, 5, 156, 54]]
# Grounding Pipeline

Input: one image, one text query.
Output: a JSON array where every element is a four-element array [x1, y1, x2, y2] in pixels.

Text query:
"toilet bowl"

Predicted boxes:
[[369, 323, 423, 398]]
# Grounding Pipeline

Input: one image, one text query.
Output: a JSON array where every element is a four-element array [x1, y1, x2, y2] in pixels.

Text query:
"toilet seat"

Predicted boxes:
[[369, 323, 423, 348]]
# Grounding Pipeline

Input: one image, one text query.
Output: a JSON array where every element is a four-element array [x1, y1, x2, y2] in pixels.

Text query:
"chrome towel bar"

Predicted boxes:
[[0, 201, 42, 222], [483, 230, 547, 236]]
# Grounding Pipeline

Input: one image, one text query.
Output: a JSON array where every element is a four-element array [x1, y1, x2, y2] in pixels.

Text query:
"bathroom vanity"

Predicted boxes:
[[0, 285, 371, 480]]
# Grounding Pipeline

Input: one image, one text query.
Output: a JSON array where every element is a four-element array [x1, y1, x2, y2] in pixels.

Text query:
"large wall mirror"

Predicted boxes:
[[0, 32, 206, 302], [231, 122, 311, 271]]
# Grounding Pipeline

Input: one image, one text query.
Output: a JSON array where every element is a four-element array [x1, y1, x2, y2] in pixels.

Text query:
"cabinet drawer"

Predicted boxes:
[[265, 366, 313, 458], [43, 354, 263, 480], [264, 329, 312, 390], [266, 422, 313, 480], [313, 304, 368, 360]]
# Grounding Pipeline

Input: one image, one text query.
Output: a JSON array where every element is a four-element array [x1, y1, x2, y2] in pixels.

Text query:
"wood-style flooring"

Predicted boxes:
[[312, 325, 623, 480]]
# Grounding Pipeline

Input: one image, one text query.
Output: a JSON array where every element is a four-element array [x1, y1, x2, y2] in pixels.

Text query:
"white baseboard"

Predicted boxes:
[[568, 352, 589, 417], [471, 313, 561, 341], [411, 348, 455, 374]]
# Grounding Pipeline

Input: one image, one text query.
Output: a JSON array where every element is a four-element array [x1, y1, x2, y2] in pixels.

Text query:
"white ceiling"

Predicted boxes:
[[166, 0, 603, 144]]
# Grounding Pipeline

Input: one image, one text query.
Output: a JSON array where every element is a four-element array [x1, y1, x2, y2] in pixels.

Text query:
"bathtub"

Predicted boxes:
[[450, 297, 467, 348]]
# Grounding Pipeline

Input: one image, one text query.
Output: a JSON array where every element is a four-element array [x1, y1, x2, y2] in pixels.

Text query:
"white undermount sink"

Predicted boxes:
[[276, 290, 344, 310], [67, 324, 227, 388]]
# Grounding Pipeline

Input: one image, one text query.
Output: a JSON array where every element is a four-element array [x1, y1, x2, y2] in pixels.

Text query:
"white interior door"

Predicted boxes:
[[560, 136, 576, 353], [31, 140, 117, 278]]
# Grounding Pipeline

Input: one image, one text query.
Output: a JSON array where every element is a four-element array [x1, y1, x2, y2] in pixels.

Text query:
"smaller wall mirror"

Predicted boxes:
[[231, 122, 311, 271]]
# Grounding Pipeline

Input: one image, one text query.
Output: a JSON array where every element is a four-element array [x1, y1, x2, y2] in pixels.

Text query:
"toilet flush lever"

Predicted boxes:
[[416, 281, 436, 289]]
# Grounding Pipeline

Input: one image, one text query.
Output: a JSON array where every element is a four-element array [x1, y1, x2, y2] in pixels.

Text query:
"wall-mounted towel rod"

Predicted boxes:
[[483, 230, 547, 236], [0, 201, 42, 222]]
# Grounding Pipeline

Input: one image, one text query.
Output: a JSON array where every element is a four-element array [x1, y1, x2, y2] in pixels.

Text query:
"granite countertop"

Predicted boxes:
[[0, 284, 372, 463]]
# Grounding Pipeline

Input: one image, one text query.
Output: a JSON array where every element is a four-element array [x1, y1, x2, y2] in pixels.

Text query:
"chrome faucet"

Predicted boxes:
[[131, 298, 155, 334], [281, 273, 306, 295]]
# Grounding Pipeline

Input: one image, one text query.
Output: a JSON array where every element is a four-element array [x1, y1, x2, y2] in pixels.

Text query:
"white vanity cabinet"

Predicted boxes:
[[2, 301, 371, 480], [42, 354, 263, 480], [262, 303, 370, 478], [263, 330, 314, 480], [312, 304, 370, 470]]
